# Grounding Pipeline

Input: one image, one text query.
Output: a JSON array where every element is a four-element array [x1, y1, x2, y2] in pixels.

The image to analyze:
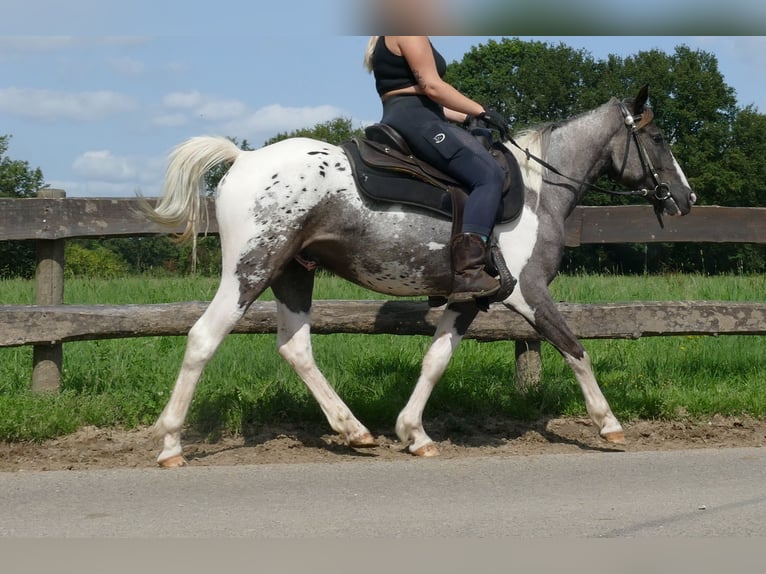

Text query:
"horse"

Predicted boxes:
[[142, 85, 696, 467]]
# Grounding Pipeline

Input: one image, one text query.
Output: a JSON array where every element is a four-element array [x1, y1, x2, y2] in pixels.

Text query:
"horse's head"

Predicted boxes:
[[609, 85, 697, 222]]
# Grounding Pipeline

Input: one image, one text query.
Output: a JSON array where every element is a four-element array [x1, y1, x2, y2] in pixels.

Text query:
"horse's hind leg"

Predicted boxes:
[[504, 286, 624, 443], [396, 302, 479, 456], [271, 262, 375, 447], [154, 272, 254, 467]]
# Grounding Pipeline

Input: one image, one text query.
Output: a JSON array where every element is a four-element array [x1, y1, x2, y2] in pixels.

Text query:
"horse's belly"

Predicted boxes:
[[305, 197, 456, 297], [312, 242, 453, 297]]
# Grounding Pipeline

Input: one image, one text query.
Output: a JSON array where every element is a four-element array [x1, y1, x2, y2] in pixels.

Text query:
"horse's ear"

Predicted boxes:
[[633, 84, 650, 114]]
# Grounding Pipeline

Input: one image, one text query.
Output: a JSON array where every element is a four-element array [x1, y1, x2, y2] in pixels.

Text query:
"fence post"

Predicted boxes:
[[514, 339, 542, 392], [32, 188, 66, 393]]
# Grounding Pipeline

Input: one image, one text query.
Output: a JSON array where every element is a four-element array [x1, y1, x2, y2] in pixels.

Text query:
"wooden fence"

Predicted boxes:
[[2, 189, 765, 392]]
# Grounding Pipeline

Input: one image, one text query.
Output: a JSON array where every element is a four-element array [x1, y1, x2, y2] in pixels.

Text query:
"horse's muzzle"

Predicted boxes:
[[662, 188, 696, 217]]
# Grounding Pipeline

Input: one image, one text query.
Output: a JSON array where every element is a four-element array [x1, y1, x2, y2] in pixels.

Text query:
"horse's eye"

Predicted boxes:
[[652, 134, 664, 144]]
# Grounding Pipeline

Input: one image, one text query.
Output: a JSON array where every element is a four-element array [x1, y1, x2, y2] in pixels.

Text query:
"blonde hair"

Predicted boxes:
[[363, 36, 380, 73]]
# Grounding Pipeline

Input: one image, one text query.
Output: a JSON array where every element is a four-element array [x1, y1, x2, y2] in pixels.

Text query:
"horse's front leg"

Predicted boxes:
[[396, 302, 479, 456], [504, 285, 624, 443]]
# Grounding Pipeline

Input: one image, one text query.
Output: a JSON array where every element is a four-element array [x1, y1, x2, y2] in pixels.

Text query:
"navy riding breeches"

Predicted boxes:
[[381, 95, 505, 237]]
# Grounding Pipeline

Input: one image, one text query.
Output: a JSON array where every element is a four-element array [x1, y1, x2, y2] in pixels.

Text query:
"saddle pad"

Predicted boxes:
[[341, 139, 525, 224]]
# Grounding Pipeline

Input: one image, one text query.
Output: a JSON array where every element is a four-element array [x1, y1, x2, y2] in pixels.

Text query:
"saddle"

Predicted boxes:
[[340, 123, 525, 233], [339, 123, 524, 308]]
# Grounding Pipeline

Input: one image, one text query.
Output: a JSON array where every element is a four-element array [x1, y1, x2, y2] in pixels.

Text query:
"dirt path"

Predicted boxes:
[[2, 415, 764, 472]]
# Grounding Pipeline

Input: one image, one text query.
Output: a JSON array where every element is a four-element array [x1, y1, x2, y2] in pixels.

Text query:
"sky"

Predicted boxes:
[[1, 2, 765, 198]]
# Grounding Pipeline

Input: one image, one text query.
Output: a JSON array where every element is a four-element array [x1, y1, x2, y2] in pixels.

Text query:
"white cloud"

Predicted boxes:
[[108, 56, 145, 77], [0, 36, 147, 55], [156, 90, 348, 140], [196, 99, 249, 121], [59, 148, 166, 196], [0, 37, 81, 53], [73, 150, 137, 181], [230, 103, 347, 135], [163, 61, 189, 75], [72, 150, 164, 185], [162, 91, 249, 121], [0, 87, 136, 121], [152, 113, 188, 127], [163, 91, 205, 109]]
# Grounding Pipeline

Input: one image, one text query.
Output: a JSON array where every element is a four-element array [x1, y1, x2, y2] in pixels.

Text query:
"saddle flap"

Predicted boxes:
[[353, 136, 462, 190]]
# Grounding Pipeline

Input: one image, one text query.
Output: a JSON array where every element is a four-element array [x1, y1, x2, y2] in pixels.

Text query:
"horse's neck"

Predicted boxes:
[[544, 102, 618, 204]]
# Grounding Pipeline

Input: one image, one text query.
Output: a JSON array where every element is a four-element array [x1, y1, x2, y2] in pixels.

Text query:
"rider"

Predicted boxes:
[[364, 35, 509, 301]]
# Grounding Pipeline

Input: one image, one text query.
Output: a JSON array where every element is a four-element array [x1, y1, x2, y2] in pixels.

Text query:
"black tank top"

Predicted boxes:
[[372, 36, 447, 97]]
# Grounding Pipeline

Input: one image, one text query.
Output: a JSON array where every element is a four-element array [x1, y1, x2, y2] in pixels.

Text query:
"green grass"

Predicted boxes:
[[1, 273, 764, 441]]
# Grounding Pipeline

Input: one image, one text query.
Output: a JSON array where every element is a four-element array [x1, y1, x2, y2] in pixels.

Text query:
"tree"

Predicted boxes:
[[0, 135, 46, 278], [445, 38, 605, 130], [263, 117, 364, 147], [0, 135, 45, 199]]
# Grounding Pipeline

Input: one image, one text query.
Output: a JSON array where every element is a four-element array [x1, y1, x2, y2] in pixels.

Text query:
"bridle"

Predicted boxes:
[[502, 100, 676, 227], [616, 101, 675, 227]]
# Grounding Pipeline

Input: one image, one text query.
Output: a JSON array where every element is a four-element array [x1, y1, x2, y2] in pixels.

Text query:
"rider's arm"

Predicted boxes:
[[443, 107, 468, 124], [394, 36, 485, 117]]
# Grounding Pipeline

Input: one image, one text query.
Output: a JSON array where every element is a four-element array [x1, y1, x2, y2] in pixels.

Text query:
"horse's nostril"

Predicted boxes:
[[690, 192, 698, 205]]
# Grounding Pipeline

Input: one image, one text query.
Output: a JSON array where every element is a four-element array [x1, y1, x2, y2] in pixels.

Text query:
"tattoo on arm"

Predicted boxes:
[[413, 70, 429, 91]]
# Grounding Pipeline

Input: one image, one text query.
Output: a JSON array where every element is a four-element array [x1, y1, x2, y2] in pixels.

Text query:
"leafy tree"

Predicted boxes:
[[0, 135, 44, 199], [445, 38, 605, 130], [0, 135, 46, 278], [712, 105, 766, 207], [264, 117, 364, 147]]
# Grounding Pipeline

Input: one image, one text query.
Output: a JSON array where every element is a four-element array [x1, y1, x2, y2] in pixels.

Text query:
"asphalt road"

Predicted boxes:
[[1, 447, 765, 538]]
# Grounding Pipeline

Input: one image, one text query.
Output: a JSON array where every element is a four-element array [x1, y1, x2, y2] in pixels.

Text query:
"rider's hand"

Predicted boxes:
[[477, 109, 510, 141]]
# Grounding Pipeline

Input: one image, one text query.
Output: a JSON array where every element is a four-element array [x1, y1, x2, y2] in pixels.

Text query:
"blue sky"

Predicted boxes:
[[2, 3, 765, 197]]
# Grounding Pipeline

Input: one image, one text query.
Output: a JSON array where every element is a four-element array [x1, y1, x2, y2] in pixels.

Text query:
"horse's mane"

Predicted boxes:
[[513, 98, 620, 160]]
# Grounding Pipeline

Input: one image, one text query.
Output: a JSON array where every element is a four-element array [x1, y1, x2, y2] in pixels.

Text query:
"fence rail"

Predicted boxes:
[[1, 192, 765, 392], [2, 196, 765, 244], [2, 300, 765, 348]]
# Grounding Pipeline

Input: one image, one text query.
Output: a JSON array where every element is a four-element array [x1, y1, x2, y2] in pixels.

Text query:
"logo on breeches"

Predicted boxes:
[[433, 133, 446, 144]]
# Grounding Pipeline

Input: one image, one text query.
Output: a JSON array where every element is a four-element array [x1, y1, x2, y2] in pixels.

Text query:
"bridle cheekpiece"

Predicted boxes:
[[617, 101, 675, 227]]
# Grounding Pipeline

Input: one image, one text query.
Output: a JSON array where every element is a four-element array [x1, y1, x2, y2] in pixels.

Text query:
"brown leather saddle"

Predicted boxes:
[[340, 123, 525, 236]]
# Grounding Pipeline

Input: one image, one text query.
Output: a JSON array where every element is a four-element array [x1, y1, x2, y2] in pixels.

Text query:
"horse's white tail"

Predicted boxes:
[[139, 136, 243, 244]]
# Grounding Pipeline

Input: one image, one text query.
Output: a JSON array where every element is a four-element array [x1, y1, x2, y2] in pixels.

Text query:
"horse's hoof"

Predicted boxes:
[[602, 430, 626, 444], [411, 443, 440, 457], [158, 455, 188, 468], [349, 433, 377, 448]]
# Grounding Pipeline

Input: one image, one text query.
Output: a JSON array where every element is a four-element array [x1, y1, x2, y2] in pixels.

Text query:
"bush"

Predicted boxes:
[[64, 243, 131, 279]]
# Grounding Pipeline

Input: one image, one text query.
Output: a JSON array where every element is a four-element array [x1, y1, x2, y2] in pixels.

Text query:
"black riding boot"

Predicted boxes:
[[450, 233, 500, 301]]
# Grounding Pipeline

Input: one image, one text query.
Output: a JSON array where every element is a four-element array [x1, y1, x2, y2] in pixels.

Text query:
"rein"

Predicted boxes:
[[501, 101, 672, 226]]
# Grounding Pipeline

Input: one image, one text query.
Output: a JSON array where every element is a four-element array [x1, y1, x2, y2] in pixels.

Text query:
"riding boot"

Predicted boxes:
[[450, 233, 501, 301]]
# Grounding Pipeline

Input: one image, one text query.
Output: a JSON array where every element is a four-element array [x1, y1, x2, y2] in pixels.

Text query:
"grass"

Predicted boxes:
[[0, 272, 764, 441]]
